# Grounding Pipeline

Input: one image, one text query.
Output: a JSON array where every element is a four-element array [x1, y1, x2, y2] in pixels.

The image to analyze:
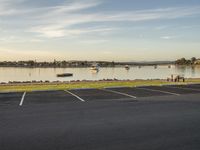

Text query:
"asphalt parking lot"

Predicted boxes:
[[139, 85, 200, 95], [0, 92, 23, 107], [1, 84, 200, 106], [24, 91, 79, 105], [69, 88, 128, 101], [1, 84, 200, 150]]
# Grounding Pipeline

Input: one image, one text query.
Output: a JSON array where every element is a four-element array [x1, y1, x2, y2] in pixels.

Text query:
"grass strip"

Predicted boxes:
[[0, 79, 199, 92]]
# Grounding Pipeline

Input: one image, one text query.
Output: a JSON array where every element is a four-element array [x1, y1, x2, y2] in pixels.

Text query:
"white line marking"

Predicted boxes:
[[64, 90, 85, 102], [19, 92, 26, 106], [137, 87, 180, 96], [102, 89, 137, 99], [166, 86, 200, 92]]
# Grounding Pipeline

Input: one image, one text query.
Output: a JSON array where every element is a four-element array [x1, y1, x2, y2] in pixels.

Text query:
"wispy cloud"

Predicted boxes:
[[0, 0, 101, 16], [80, 39, 108, 44], [154, 25, 169, 30], [0, 35, 43, 43], [160, 35, 178, 40], [0, 48, 61, 61], [1, 0, 200, 39], [38, 0, 102, 18], [92, 6, 200, 22], [30, 25, 117, 38], [0, 0, 26, 15], [37, 6, 200, 23], [30, 5, 200, 38]]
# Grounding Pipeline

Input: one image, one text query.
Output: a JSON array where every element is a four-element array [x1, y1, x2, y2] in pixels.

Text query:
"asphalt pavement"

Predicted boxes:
[[1, 84, 200, 150]]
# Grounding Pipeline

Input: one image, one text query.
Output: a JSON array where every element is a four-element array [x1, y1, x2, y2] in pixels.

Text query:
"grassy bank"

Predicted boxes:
[[0, 78, 200, 92]]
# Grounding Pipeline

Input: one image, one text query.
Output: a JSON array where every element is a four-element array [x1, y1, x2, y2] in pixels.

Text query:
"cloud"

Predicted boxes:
[[38, 0, 102, 17], [154, 25, 169, 30], [0, 0, 101, 16], [0, 35, 43, 43], [30, 25, 117, 38], [0, 0, 26, 16], [160, 36, 177, 40], [29, 5, 200, 38], [93, 6, 200, 22], [31, 6, 200, 38], [1, 0, 200, 39], [0, 48, 61, 61], [80, 39, 108, 44], [37, 6, 200, 24]]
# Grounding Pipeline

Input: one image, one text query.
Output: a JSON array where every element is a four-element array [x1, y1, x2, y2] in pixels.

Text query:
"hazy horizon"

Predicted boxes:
[[0, 0, 200, 61]]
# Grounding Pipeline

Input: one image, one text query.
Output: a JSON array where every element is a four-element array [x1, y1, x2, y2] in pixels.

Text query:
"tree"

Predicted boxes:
[[175, 58, 187, 65], [191, 57, 197, 64], [111, 61, 115, 67], [27, 60, 35, 67]]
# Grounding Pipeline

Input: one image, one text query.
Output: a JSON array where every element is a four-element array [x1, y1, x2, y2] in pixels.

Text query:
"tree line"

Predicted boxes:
[[175, 57, 200, 65], [0, 60, 116, 67]]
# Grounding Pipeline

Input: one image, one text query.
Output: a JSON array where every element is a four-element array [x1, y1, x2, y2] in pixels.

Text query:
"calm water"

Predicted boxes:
[[0, 65, 200, 82]]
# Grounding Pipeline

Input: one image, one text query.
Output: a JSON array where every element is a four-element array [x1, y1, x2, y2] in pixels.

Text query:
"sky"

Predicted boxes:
[[0, 0, 200, 61]]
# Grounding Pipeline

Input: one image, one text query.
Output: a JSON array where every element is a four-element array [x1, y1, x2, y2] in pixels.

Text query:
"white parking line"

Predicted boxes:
[[137, 87, 180, 96], [102, 89, 137, 99], [166, 86, 200, 92], [64, 90, 85, 102], [19, 92, 26, 106]]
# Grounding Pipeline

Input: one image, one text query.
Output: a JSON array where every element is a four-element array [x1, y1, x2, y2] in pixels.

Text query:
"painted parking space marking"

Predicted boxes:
[[141, 85, 199, 95], [24, 91, 79, 105], [19, 92, 26, 106], [137, 87, 180, 96], [102, 89, 137, 99], [106, 87, 170, 97], [64, 90, 85, 102], [68, 88, 128, 101]]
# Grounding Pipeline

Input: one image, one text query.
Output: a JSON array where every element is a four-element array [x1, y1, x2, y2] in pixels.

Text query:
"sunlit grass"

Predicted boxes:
[[0, 79, 199, 92]]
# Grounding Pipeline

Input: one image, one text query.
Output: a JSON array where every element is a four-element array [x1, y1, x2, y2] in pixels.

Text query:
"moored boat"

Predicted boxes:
[[57, 73, 73, 77], [90, 63, 100, 71], [125, 65, 130, 70]]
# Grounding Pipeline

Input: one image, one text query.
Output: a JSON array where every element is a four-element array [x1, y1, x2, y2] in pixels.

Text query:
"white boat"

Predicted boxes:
[[90, 64, 100, 71], [125, 65, 130, 70]]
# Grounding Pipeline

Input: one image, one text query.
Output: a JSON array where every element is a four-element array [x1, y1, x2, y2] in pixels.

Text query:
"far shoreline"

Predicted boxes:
[[0, 64, 200, 70], [1, 64, 200, 68]]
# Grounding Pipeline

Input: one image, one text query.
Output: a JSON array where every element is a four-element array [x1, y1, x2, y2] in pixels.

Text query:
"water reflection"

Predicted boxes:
[[191, 66, 196, 77], [175, 65, 187, 74], [0, 65, 200, 82]]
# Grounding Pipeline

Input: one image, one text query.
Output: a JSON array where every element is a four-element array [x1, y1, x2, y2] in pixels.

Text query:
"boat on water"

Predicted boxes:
[[90, 64, 100, 71], [57, 73, 73, 77], [91, 69, 99, 74], [125, 65, 130, 70]]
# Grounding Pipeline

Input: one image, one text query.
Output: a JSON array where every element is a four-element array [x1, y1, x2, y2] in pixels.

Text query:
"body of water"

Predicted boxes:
[[0, 65, 200, 83]]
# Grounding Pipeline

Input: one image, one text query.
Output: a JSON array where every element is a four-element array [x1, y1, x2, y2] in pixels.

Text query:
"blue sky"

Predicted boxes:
[[0, 0, 200, 61]]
